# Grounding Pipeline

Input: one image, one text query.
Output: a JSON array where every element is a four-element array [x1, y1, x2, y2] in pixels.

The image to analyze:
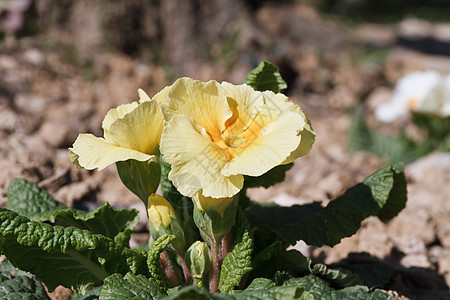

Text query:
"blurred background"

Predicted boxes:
[[1, 1, 450, 299]]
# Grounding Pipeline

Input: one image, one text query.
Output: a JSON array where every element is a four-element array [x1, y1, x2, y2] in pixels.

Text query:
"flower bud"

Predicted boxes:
[[193, 191, 236, 244], [193, 193, 234, 216], [147, 193, 176, 230], [147, 193, 185, 253], [185, 241, 211, 287]]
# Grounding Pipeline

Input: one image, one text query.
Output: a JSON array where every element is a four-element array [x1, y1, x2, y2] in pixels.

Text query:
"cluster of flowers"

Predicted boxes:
[[70, 77, 314, 209], [69, 77, 314, 289], [375, 70, 450, 123]]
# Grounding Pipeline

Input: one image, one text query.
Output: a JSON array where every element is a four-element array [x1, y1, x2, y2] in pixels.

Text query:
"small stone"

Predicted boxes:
[[14, 93, 47, 114], [400, 254, 431, 268], [0, 106, 17, 132], [39, 121, 70, 148], [22, 48, 45, 65]]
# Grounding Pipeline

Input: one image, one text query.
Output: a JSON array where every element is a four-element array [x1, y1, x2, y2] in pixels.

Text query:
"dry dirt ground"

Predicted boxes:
[[1, 2, 450, 299]]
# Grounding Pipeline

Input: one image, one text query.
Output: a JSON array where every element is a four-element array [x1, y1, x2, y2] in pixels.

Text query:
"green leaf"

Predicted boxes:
[[219, 209, 254, 292], [7, 179, 139, 247], [116, 158, 161, 205], [163, 285, 229, 300], [284, 274, 394, 300], [99, 273, 166, 300], [245, 164, 407, 246], [52, 202, 139, 248], [244, 163, 294, 189], [7, 178, 67, 220], [244, 61, 287, 93], [70, 286, 101, 300], [234, 278, 303, 299], [0, 258, 51, 300], [0, 208, 147, 293], [147, 234, 176, 290], [348, 114, 418, 163], [163, 279, 303, 300]]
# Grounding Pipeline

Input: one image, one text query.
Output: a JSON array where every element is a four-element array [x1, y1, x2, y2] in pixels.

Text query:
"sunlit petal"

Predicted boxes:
[[222, 112, 305, 177], [193, 191, 234, 216], [69, 134, 153, 170], [221, 82, 264, 134], [102, 102, 139, 132], [151, 85, 171, 104], [163, 77, 232, 140], [105, 100, 163, 154], [161, 114, 243, 198]]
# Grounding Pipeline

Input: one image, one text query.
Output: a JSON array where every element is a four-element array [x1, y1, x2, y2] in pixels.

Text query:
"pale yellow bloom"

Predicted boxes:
[[69, 88, 169, 170], [147, 193, 177, 230], [193, 191, 235, 216], [160, 77, 315, 199]]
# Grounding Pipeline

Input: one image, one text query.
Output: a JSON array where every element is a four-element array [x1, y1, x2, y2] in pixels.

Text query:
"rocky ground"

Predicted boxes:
[[1, 1, 450, 299]]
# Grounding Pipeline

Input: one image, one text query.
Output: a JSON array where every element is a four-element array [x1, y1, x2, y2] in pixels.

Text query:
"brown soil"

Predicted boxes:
[[1, 1, 449, 299]]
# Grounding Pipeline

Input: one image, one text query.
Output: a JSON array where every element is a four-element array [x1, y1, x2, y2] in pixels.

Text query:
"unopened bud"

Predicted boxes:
[[185, 241, 211, 287]]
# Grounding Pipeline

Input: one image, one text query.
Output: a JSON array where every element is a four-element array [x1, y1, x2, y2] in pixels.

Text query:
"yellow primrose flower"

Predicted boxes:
[[160, 77, 315, 199], [147, 193, 177, 230], [193, 191, 235, 216], [69, 88, 169, 170]]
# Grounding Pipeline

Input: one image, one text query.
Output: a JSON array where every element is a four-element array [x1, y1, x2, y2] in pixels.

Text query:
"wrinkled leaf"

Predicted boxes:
[[246, 164, 407, 246], [99, 272, 166, 300], [7, 179, 140, 248], [147, 234, 175, 290], [0, 258, 50, 300], [163, 278, 303, 300], [7, 178, 67, 220], [219, 209, 254, 292], [244, 61, 287, 93], [284, 274, 394, 300], [70, 287, 101, 300], [281, 250, 362, 289], [0, 208, 147, 293]]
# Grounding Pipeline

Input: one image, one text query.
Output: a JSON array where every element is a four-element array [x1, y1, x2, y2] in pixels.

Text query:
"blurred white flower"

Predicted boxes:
[[420, 74, 450, 118], [375, 70, 441, 123]]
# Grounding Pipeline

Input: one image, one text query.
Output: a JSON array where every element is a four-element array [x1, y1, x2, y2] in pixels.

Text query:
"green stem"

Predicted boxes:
[[66, 250, 110, 281], [209, 240, 221, 292]]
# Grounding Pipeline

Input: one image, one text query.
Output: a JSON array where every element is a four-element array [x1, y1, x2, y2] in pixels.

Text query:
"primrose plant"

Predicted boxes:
[[0, 62, 406, 299], [351, 70, 450, 163]]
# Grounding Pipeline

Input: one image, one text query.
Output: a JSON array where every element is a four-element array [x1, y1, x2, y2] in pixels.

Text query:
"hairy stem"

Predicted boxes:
[[221, 230, 232, 261], [160, 251, 179, 286], [179, 254, 193, 285], [209, 241, 221, 292]]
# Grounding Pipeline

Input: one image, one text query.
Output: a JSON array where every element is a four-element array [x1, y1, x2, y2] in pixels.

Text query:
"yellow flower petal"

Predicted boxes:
[[282, 123, 315, 164], [260, 90, 316, 165], [161, 114, 243, 198], [220, 82, 264, 135], [221, 112, 305, 177], [69, 134, 153, 170], [147, 193, 176, 230], [163, 77, 232, 140], [151, 85, 171, 104], [102, 102, 139, 133], [193, 191, 234, 216], [105, 100, 163, 154], [138, 88, 151, 102]]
